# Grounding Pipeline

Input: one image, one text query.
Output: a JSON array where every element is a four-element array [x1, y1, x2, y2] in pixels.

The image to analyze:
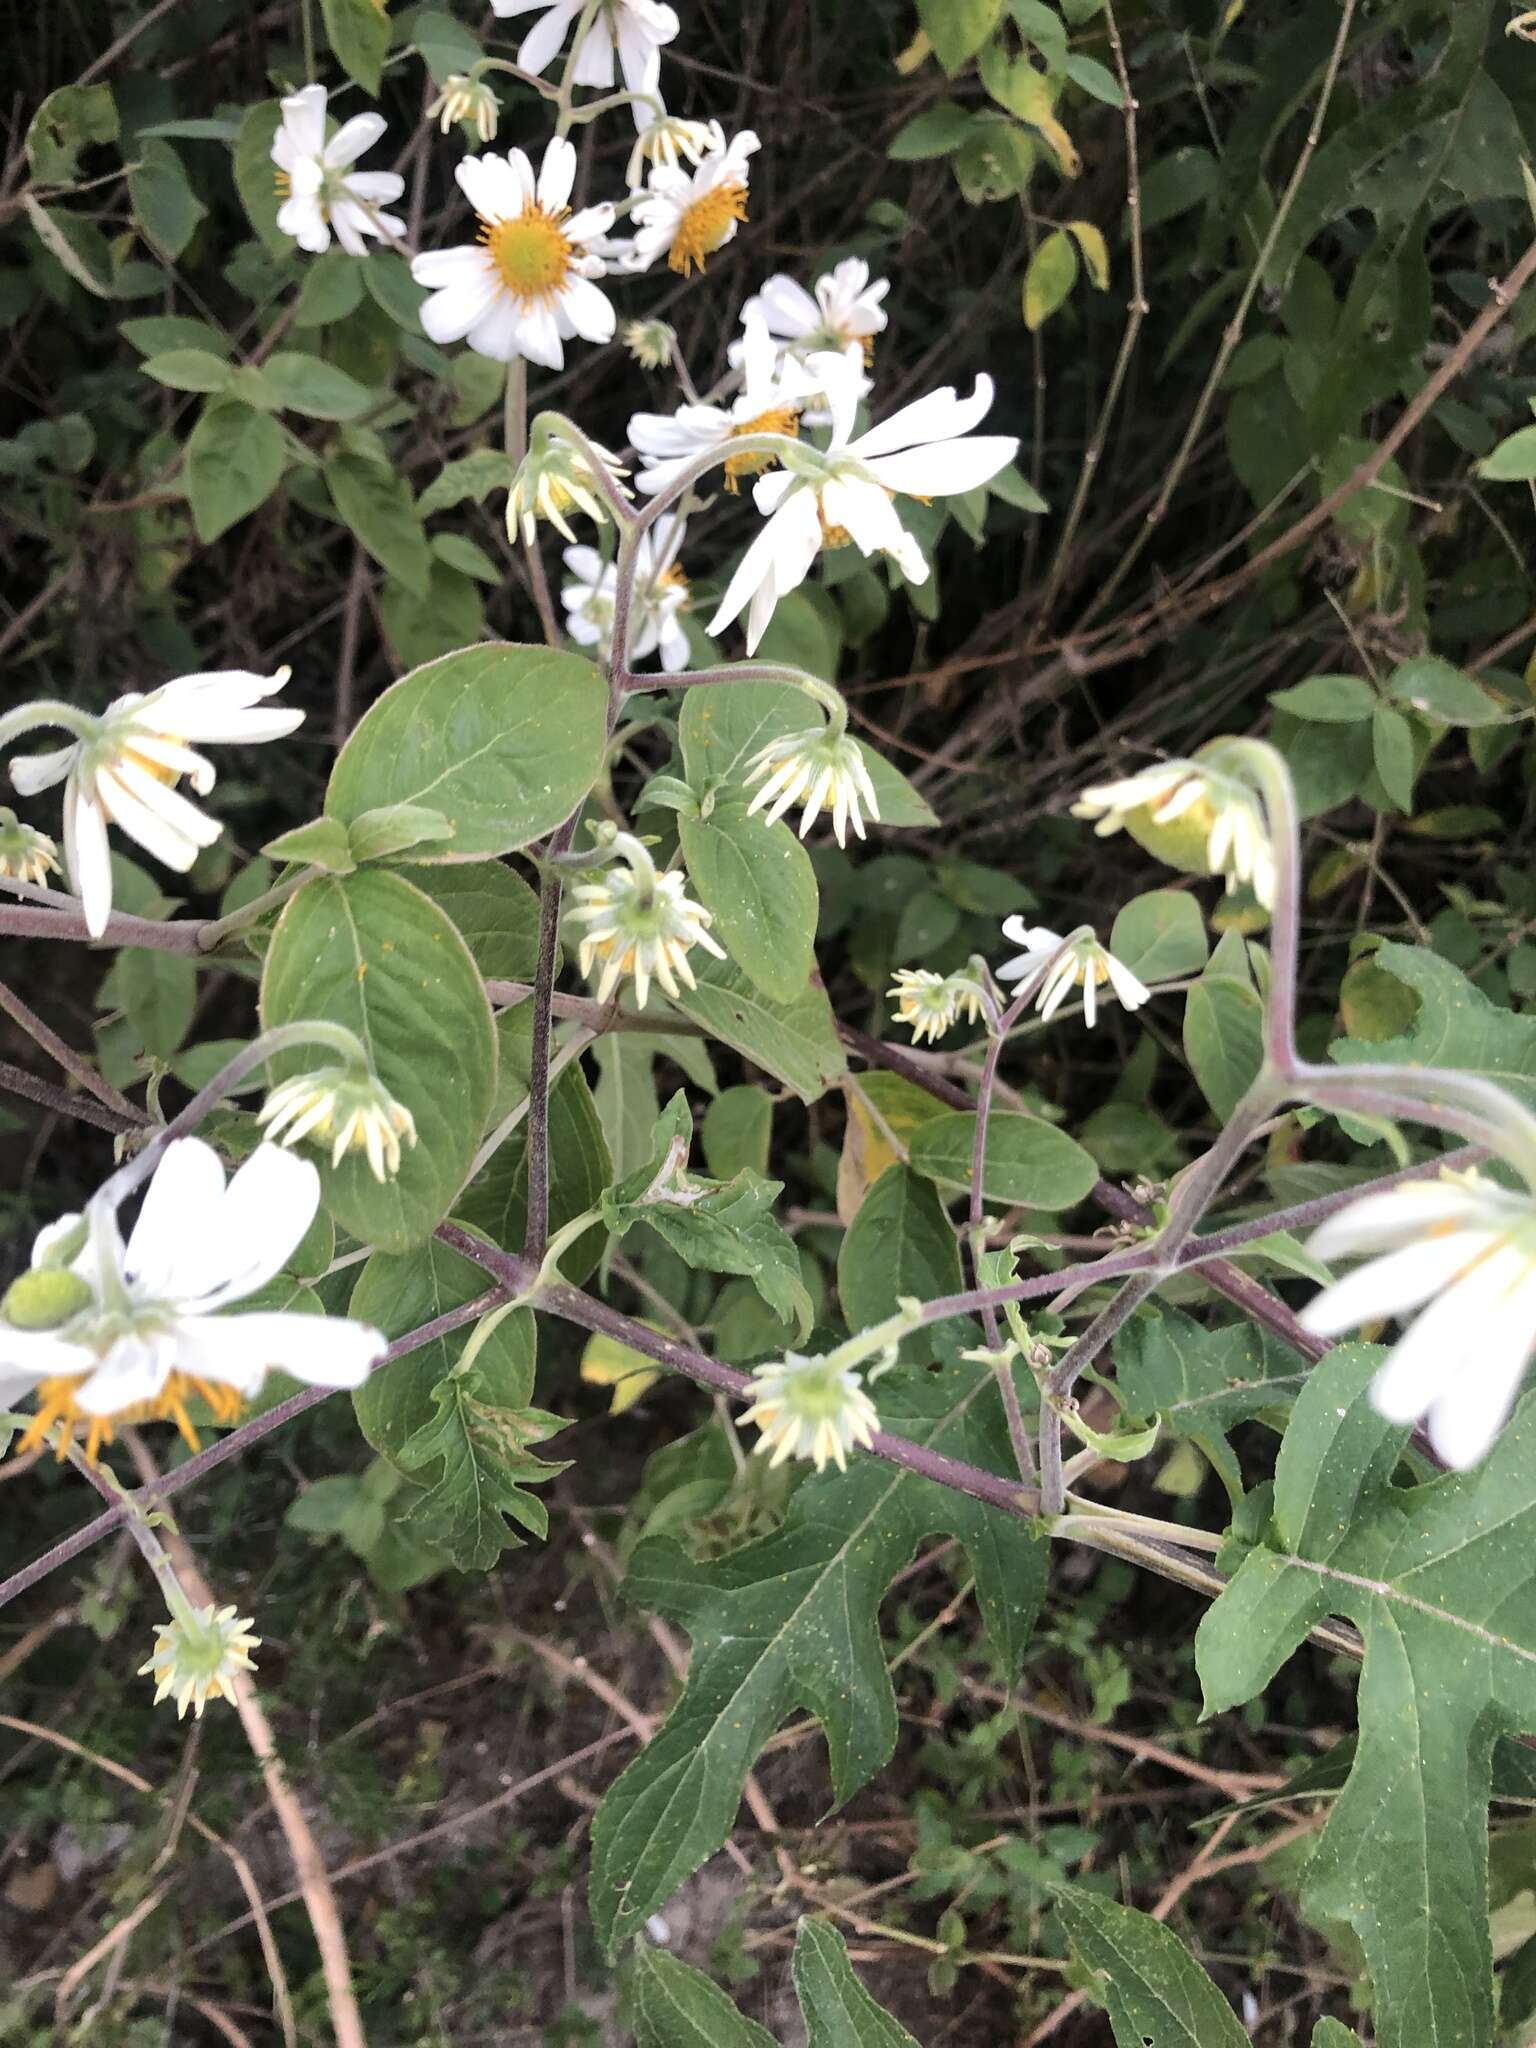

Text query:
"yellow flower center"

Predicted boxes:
[[482, 206, 574, 305], [724, 405, 800, 489], [20, 1372, 245, 1464], [656, 563, 690, 602], [274, 169, 291, 197], [668, 181, 748, 276]]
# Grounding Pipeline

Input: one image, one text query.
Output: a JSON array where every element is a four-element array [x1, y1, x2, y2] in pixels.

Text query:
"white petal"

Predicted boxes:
[[1298, 1233, 1498, 1339], [172, 1313, 386, 1392], [0, 1331, 95, 1384], [864, 434, 1019, 498], [324, 112, 387, 169], [537, 135, 578, 211], [465, 297, 523, 362], [124, 1138, 229, 1298], [75, 1331, 179, 1415], [852, 374, 997, 460], [1308, 1181, 1492, 1262], [99, 761, 219, 867], [179, 1145, 321, 1311], [278, 85, 328, 159], [1424, 1274, 1536, 1467], [9, 742, 77, 797], [559, 273, 615, 343], [66, 777, 113, 938], [1367, 1267, 1506, 1427], [420, 274, 501, 345], [517, 0, 584, 74], [413, 245, 494, 291]]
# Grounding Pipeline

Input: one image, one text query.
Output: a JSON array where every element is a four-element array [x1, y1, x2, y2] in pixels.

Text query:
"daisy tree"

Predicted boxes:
[[4, 4, 1536, 2045]]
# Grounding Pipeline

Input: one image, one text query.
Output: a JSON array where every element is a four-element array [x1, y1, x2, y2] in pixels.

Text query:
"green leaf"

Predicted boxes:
[[293, 250, 366, 327], [631, 1942, 776, 2048], [231, 102, 287, 256], [347, 803, 455, 864], [399, 859, 543, 981], [123, 315, 232, 358], [362, 248, 427, 334], [918, 0, 1001, 73], [1371, 704, 1417, 812], [322, 0, 392, 91], [679, 804, 817, 1003], [701, 1086, 772, 1181], [262, 350, 374, 421], [351, 1228, 519, 1466], [325, 452, 432, 596], [1384, 655, 1515, 728], [26, 84, 118, 184], [394, 1304, 566, 1571], [260, 870, 495, 1251], [141, 348, 233, 395], [1065, 52, 1124, 105], [380, 563, 485, 670], [1272, 1342, 1403, 1559], [593, 1035, 660, 1182], [326, 643, 608, 861], [888, 104, 975, 161], [1023, 228, 1078, 330], [906, 1111, 1100, 1211], [668, 952, 846, 1103], [129, 139, 206, 260], [1196, 1395, 1536, 2048], [1183, 974, 1264, 1123], [413, 7, 486, 85], [1331, 941, 1536, 1110], [25, 197, 118, 297], [1108, 889, 1209, 982], [838, 1164, 961, 1350], [1051, 1884, 1247, 2047], [1477, 423, 1536, 481], [419, 448, 515, 516], [1268, 674, 1376, 722], [793, 1919, 922, 2046], [117, 948, 196, 1058], [589, 1353, 1045, 1954], [431, 532, 499, 583], [262, 815, 356, 873], [185, 400, 287, 543]]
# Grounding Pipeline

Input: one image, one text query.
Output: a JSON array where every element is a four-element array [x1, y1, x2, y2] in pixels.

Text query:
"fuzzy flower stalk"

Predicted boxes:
[[564, 829, 725, 1009], [739, 1350, 880, 1473], [1301, 1168, 1536, 1470]]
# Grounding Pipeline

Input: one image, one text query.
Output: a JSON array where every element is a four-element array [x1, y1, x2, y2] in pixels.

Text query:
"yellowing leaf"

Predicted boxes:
[[1002, 68, 1080, 177], [1023, 228, 1079, 329], [580, 1328, 663, 1414], [1066, 219, 1109, 289], [895, 26, 931, 73]]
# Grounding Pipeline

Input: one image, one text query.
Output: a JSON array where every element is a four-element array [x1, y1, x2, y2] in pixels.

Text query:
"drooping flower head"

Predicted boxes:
[[565, 831, 725, 1009], [492, 0, 679, 114], [626, 113, 723, 192], [507, 424, 631, 545], [0, 1139, 385, 1462], [271, 85, 405, 256], [411, 140, 617, 367], [0, 807, 59, 887], [888, 968, 987, 1046], [1301, 1169, 1536, 1469], [1071, 755, 1276, 909], [744, 724, 879, 848], [708, 348, 1018, 653], [562, 516, 690, 673], [428, 73, 500, 144], [6, 669, 301, 938], [140, 1603, 260, 1719], [996, 921, 1151, 1027], [257, 1067, 418, 1183], [624, 317, 677, 371], [739, 1351, 880, 1472], [630, 128, 760, 276], [737, 258, 891, 367], [630, 309, 810, 497]]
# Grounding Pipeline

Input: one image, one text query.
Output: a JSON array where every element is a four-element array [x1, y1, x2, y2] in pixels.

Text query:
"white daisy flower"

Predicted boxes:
[[6, 668, 302, 939], [1301, 1170, 1536, 1469], [708, 349, 1018, 653], [411, 139, 616, 368], [735, 258, 891, 366], [888, 968, 987, 1046], [629, 127, 759, 276], [257, 1067, 419, 1183], [630, 308, 810, 496], [744, 724, 879, 847], [507, 429, 631, 546], [563, 516, 690, 672], [491, 0, 679, 110], [625, 113, 723, 192], [996, 921, 1151, 1027], [0, 1139, 386, 1464], [140, 1603, 260, 1720], [565, 834, 725, 1009], [271, 84, 405, 257], [1071, 759, 1277, 908], [0, 808, 59, 887], [739, 1351, 880, 1473], [428, 74, 500, 144]]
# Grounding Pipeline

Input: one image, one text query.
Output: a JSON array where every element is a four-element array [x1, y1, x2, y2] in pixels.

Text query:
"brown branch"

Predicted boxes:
[[0, 1058, 141, 1136]]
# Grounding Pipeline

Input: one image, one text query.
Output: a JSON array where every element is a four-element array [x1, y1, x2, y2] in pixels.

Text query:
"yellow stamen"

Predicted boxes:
[[724, 405, 800, 490], [20, 1373, 245, 1464], [274, 169, 291, 197], [668, 181, 748, 276], [656, 563, 690, 604], [481, 206, 574, 306]]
